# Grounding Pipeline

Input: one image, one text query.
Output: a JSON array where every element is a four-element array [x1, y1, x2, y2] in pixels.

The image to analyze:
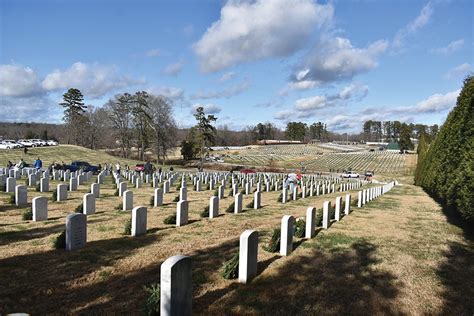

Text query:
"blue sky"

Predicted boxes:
[[0, 0, 472, 133]]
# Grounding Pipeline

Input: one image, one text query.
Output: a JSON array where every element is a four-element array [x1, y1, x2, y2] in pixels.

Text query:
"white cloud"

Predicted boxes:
[[444, 63, 472, 79], [148, 86, 184, 101], [392, 2, 434, 50], [280, 80, 321, 95], [193, 0, 333, 72], [218, 71, 236, 82], [191, 103, 222, 114], [431, 39, 464, 55], [295, 95, 327, 111], [293, 37, 388, 84], [0, 95, 62, 123], [0, 64, 43, 97], [414, 89, 460, 113], [190, 80, 250, 99], [337, 82, 368, 101], [145, 48, 161, 57], [162, 61, 184, 76], [42, 62, 144, 99]]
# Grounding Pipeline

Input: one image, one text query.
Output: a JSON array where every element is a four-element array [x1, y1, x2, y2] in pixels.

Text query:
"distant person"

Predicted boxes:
[[7, 160, 13, 170], [16, 158, 26, 169], [115, 162, 121, 175], [98, 163, 102, 172], [23, 147, 28, 154], [144, 161, 152, 175], [34, 157, 42, 170]]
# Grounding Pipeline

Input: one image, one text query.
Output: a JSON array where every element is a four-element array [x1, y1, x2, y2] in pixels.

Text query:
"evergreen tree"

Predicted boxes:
[[193, 107, 217, 168], [416, 75, 473, 222], [59, 88, 87, 145]]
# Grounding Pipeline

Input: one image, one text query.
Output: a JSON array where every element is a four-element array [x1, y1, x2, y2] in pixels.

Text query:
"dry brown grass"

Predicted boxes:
[[0, 175, 472, 315]]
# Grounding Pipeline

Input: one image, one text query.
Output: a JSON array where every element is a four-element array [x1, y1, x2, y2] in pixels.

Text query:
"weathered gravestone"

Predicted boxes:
[[154, 188, 163, 207], [15, 185, 27, 206], [66, 213, 87, 251]]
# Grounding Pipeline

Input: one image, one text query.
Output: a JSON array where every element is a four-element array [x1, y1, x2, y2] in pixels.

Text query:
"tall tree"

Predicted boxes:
[[398, 123, 414, 152], [147, 95, 177, 164], [106, 93, 134, 158], [193, 107, 217, 168], [59, 88, 87, 145], [132, 91, 151, 161], [285, 122, 307, 141]]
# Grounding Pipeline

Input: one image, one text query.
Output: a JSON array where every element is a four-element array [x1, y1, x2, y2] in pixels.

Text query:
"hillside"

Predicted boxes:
[[0, 145, 145, 168]]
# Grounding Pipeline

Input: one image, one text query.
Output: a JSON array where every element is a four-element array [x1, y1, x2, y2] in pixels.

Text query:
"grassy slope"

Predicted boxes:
[[0, 145, 144, 168]]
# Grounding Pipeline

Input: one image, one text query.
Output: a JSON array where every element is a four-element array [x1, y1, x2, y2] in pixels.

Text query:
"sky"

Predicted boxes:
[[0, 0, 472, 133]]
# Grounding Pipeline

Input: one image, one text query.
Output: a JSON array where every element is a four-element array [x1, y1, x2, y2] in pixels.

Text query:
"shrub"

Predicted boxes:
[[22, 208, 33, 221], [163, 214, 176, 225], [263, 228, 281, 253], [200, 206, 210, 218], [294, 218, 306, 238], [8, 193, 15, 204], [221, 252, 239, 280], [149, 196, 154, 207], [123, 218, 132, 235], [277, 193, 283, 202], [51, 189, 57, 202], [214, 189, 219, 197], [74, 204, 83, 213], [143, 283, 160, 316], [114, 188, 119, 196], [315, 211, 323, 226], [173, 195, 180, 202], [225, 201, 235, 213], [52, 230, 66, 249]]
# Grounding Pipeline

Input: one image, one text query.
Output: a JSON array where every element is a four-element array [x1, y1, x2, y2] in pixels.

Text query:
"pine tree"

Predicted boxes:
[[59, 88, 87, 145]]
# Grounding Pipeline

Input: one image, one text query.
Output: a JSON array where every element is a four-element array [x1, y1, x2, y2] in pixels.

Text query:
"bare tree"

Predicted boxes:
[[85, 106, 110, 149], [147, 95, 177, 164], [105, 93, 134, 158]]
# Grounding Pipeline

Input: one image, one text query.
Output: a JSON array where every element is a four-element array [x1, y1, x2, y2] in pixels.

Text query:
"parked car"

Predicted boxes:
[[46, 140, 59, 146], [342, 171, 360, 178], [0, 142, 12, 149], [134, 164, 145, 172], [18, 139, 35, 147], [64, 161, 100, 174], [3, 140, 22, 148], [31, 139, 47, 146]]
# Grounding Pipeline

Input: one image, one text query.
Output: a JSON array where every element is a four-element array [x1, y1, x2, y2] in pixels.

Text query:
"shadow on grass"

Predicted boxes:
[[202, 240, 401, 315], [436, 241, 474, 315], [0, 233, 163, 314]]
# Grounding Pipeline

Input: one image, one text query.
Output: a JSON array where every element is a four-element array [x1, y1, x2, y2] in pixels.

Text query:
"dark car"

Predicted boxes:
[[65, 161, 100, 174]]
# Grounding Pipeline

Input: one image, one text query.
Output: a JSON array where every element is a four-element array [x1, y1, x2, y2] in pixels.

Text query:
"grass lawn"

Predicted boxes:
[[0, 149, 471, 314]]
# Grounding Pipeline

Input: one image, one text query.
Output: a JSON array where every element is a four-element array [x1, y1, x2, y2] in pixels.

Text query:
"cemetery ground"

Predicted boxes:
[[0, 170, 472, 314]]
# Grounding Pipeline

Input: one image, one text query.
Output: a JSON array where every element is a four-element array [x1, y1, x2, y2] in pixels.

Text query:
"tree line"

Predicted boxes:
[[415, 76, 473, 223], [363, 120, 439, 143]]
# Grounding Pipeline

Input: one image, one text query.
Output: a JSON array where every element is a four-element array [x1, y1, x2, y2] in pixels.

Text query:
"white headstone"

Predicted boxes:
[[345, 194, 351, 215], [15, 185, 27, 206], [66, 213, 87, 251], [160, 255, 192, 316], [154, 188, 163, 206], [280, 215, 295, 256], [132, 206, 147, 236], [83, 193, 96, 215], [32, 196, 48, 221], [123, 190, 133, 211], [234, 193, 243, 214], [335, 196, 342, 221], [322, 201, 331, 229], [305, 207, 315, 238], [238, 230, 258, 284], [177, 200, 188, 227], [6, 177, 16, 193], [57, 184, 68, 201]]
